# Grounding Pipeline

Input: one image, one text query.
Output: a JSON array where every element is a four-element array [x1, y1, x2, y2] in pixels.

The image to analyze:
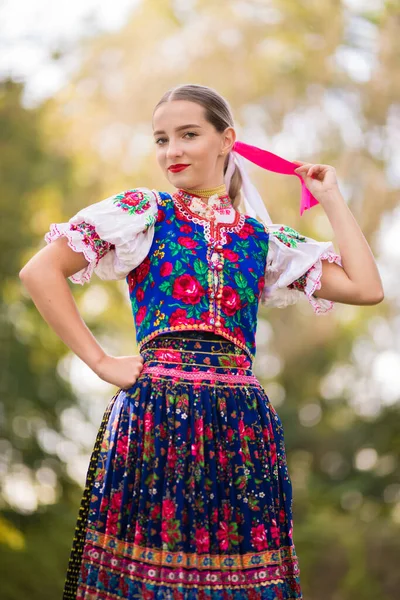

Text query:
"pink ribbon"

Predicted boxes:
[[233, 140, 319, 216]]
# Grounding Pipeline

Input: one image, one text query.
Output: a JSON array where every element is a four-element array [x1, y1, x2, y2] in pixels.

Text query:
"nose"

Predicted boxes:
[[166, 139, 184, 160]]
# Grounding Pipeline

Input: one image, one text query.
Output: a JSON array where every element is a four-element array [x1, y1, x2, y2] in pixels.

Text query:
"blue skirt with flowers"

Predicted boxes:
[[63, 332, 302, 599]]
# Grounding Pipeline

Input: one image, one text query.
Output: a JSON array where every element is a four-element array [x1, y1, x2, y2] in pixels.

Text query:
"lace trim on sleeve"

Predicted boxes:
[[288, 251, 342, 314], [44, 221, 114, 284]]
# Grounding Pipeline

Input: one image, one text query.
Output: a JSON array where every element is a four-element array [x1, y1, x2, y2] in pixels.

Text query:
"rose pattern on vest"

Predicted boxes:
[[126, 190, 270, 360]]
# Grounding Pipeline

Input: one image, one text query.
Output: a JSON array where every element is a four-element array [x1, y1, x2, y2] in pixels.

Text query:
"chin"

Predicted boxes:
[[167, 172, 195, 188]]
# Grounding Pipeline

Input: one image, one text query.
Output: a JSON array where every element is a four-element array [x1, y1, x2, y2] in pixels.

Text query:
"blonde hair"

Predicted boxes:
[[153, 84, 242, 209]]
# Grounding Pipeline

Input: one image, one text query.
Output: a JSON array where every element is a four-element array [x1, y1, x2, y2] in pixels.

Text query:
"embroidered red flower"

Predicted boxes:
[[127, 272, 136, 293], [154, 349, 182, 362], [157, 208, 165, 222], [110, 490, 123, 512], [222, 248, 239, 262], [220, 286, 241, 316], [172, 274, 205, 305], [195, 527, 210, 553], [257, 275, 265, 294], [105, 510, 119, 535], [178, 236, 198, 249], [233, 354, 251, 369], [270, 518, 281, 545], [245, 425, 256, 440], [204, 425, 213, 440], [98, 569, 109, 586], [113, 190, 152, 215], [160, 262, 173, 277], [195, 416, 204, 437], [144, 411, 154, 432], [136, 305, 147, 325], [179, 224, 192, 233], [223, 503, 232, 521], [237, 222, 255, 239], [116, 434, 128, 458], [218, 448, 229, 469], [123, 190, 142, 205], [151, 504, 161, 519], [136, 287, 144, 302], [251, 523, 268, 551], [135, 256, 151, 284], [162, 498, 176, 519], [142, 588, 154, 600], [169, 308, 196, 326], [200, 311, 214, 326], [134, 524, 145, 545], [232, 326, 245, 343]]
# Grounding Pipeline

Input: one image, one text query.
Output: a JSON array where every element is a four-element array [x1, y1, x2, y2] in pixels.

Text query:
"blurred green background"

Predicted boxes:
[[1, 0, 400, 598]]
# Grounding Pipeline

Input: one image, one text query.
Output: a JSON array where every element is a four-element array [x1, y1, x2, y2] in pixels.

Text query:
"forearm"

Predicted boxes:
[[321, 189, 383, 298], [19, 265, 107, 372]]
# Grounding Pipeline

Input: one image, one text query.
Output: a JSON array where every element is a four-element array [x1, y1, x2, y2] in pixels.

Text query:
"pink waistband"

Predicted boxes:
[[140, 364, 261, 386]]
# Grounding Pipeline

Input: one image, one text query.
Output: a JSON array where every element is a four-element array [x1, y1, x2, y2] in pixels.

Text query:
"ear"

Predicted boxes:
[[220, 127, 236, 155]]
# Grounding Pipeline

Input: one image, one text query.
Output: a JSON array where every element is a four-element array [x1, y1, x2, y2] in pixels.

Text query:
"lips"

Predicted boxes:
[[168, 164, 190, 173]]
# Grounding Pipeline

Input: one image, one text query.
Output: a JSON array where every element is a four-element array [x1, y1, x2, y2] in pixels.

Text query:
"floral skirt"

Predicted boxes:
[[63, 332, 302, 599]]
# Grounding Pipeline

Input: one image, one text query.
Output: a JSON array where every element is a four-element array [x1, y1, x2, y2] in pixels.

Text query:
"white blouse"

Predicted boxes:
[[44, 187, 341, 313], [45, 188, 158, 284], [260, 224, 342, 314]]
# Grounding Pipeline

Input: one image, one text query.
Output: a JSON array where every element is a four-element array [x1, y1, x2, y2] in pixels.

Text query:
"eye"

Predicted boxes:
[[154, 131, 198, 145]]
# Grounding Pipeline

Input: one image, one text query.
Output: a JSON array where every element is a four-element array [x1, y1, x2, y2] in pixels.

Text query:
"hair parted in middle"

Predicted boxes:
[[153, 84, 243, 210]]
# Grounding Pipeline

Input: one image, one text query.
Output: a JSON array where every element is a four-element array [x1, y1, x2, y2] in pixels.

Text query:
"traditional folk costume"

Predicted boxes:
[[45, 142, 341, 599]]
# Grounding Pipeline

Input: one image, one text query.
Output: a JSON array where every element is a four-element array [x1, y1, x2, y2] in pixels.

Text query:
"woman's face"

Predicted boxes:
[[152, 100, 235, 190]]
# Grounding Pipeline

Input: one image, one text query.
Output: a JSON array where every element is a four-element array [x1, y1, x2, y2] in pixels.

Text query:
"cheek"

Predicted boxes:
[[155, 149, 166, 167], [193, 141, 216, 164]]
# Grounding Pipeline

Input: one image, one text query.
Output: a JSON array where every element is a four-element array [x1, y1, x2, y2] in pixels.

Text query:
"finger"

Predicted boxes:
[[308, 165, 325, 178], [294, 163, 313, 175]]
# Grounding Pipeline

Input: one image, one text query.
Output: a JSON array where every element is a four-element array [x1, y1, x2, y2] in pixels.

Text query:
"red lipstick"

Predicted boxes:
[[168, 164, 190, 173]]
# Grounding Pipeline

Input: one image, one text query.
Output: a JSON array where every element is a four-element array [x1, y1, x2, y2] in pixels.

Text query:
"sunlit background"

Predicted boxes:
[[1, 0, 399, 598]]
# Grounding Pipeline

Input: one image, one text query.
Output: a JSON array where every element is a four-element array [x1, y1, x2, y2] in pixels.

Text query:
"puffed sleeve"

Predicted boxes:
[[44, 188, 158, 284], [261, 224, 342, 314]]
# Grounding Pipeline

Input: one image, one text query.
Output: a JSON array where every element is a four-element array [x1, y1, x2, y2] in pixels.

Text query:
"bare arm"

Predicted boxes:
[[19, 237, 143, 389], [294, 162, 384, 305]]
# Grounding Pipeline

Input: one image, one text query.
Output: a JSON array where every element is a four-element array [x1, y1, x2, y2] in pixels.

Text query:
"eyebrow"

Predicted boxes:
[[153, 124, 202, 136]]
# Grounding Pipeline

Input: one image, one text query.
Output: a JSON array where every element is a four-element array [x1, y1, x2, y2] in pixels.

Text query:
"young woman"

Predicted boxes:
[[20, 84, 383, 600]]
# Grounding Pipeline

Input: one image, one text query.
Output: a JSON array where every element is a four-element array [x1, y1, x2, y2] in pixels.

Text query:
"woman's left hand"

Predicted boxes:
[[293, 160, 340, 202]]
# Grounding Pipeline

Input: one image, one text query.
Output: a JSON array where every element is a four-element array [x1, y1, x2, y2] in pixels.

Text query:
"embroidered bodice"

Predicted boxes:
[[45, 187, 342, 361]]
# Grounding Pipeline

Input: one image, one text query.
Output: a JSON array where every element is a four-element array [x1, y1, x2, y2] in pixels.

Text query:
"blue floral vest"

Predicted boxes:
[[126, 190, 269, 361]]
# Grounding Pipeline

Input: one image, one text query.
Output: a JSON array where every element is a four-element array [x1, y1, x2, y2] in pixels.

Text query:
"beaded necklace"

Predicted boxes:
[[178, 183, 232, 212]]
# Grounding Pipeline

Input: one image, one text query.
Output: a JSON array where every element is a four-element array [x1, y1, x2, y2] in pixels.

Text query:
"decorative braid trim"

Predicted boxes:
[[140, 365, 260, 386], [45, 223, 99, 284], [172, 193, 246, 245], [62, 393, 120, 599], [305, 251, 343, 314], [138, 326, 254, 360]]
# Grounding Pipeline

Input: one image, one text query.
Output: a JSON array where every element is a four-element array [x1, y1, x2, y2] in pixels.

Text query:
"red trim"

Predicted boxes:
[[172, 191, 242, 236]]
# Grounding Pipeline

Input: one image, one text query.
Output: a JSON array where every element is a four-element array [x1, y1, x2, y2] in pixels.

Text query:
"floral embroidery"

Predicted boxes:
[[69, 222, 114, 264], [112, 189, 155, 216], [175, 189, 232, 219], [274, 225, 307, 248], [126, 191, 269, 360], [288, 270, 309, 292], [70, 334, 302, 599], [144, 211, 157, 230], [172, 189, 246, 246]]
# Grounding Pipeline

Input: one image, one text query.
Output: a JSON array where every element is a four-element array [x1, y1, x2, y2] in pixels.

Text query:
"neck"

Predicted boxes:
[[180, 183, 228, 199]]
